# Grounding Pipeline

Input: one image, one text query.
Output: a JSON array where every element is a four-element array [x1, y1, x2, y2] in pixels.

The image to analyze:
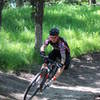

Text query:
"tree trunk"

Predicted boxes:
[[88, 0, 96, 4], [0, 0, 4, 29], [92, 0, 96, 4], [88, 0, 92, 5], [0, 11, 1, 29], [10, 0, 16, 8], [31, 0, 44, 52]]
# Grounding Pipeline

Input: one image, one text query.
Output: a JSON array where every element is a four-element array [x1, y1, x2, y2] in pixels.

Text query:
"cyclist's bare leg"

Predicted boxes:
[[52, 65, 65, 80], [41, 64, 65, 80]]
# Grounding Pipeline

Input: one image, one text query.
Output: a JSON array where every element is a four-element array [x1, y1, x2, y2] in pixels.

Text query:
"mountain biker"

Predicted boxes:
[[40, 28, 70, 81]]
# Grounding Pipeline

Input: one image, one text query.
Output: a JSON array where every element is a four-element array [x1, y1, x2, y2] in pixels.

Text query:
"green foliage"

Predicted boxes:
[[0, 4, 100, 71], [2, 6, 34, 33], [44, 4, 100, 56], [45, 0, 88, 4]]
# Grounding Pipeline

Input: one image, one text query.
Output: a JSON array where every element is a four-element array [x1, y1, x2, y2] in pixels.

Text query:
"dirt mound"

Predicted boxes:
[[0, 52, 100, 100]]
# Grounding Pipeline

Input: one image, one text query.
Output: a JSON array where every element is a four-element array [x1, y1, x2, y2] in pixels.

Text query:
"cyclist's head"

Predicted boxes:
[[49, 28, 59, 36], [49, 28, 59, 43]]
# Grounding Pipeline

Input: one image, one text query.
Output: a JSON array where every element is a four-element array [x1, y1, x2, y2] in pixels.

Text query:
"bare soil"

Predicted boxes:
[[0, 52, 100, 100]]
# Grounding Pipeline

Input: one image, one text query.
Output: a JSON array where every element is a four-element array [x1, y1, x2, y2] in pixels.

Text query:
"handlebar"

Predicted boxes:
[[42, 55, 62, 68], [42, 55, 54, 63]]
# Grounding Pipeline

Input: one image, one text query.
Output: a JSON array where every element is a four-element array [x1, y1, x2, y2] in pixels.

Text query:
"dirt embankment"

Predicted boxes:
[[0, 52, 100, 100]]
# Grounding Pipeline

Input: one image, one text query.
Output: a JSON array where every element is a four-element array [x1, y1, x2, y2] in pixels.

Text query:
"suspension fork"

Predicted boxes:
[[48, 65, 58, 80], [40, 68, 49, 88]]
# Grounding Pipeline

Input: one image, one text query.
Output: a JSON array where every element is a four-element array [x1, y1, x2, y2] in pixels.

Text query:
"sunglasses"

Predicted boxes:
[[49, 35, 58, 39]]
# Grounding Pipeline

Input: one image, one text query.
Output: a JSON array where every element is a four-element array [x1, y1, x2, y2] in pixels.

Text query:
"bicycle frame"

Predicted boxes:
[[40, 57, 61, 85], [23, 57, 61, 100]]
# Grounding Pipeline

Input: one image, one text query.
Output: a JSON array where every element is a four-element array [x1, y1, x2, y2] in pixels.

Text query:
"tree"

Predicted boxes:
[[16, 0, 24, 7], [30, 0, 44, 52], [92, 0, 96, 4], [10, 0, 16, 8], [88, 0, 96, 5], [0, 0, 4, 29]]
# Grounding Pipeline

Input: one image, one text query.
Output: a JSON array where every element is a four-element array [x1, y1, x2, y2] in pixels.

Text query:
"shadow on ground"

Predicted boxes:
[[0, 52, 100, 100]]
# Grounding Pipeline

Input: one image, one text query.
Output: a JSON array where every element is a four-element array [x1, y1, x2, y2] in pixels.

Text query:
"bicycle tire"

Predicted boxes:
[[23, 73, 42, 100]]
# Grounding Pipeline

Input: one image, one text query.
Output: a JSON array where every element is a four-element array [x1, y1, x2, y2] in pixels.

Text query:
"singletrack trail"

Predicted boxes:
[[0, 52, 100, 100]]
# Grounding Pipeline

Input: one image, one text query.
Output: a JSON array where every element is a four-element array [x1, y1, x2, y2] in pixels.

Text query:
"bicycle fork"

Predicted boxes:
[[39, 69, 49, 91]]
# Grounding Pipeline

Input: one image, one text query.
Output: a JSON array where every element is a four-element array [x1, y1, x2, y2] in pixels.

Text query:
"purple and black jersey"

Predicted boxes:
[[44, 37, 70, 64], [44, 37, 70, 53]]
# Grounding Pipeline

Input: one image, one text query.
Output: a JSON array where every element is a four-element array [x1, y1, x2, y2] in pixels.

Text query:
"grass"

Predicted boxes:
[[0, 4, 100, 71], [44, 4, 100, 55]]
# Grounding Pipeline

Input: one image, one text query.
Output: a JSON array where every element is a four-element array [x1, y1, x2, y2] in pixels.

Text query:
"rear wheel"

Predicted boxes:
[[23, 73, 42, 100]]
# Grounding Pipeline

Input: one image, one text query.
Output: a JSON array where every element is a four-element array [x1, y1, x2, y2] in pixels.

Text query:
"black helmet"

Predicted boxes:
[[49, 28, 59, 36]]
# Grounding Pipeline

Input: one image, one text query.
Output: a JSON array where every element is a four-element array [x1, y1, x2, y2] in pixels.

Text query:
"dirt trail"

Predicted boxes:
[[0, 52, 100, 100]]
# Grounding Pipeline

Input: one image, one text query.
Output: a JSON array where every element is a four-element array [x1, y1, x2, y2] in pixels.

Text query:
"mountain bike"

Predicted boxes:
[[23, 56, 62, 100]]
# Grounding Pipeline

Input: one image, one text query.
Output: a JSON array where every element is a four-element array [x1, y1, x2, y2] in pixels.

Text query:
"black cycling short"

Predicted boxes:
[[48, 49, 71, 70]]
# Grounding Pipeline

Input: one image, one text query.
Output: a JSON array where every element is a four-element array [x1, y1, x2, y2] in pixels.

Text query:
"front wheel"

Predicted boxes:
[[23, 73, 42, 100]]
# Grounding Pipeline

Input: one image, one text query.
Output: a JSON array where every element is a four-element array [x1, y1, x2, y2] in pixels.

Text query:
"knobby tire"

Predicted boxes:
[[23, 73, 41, 100]]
